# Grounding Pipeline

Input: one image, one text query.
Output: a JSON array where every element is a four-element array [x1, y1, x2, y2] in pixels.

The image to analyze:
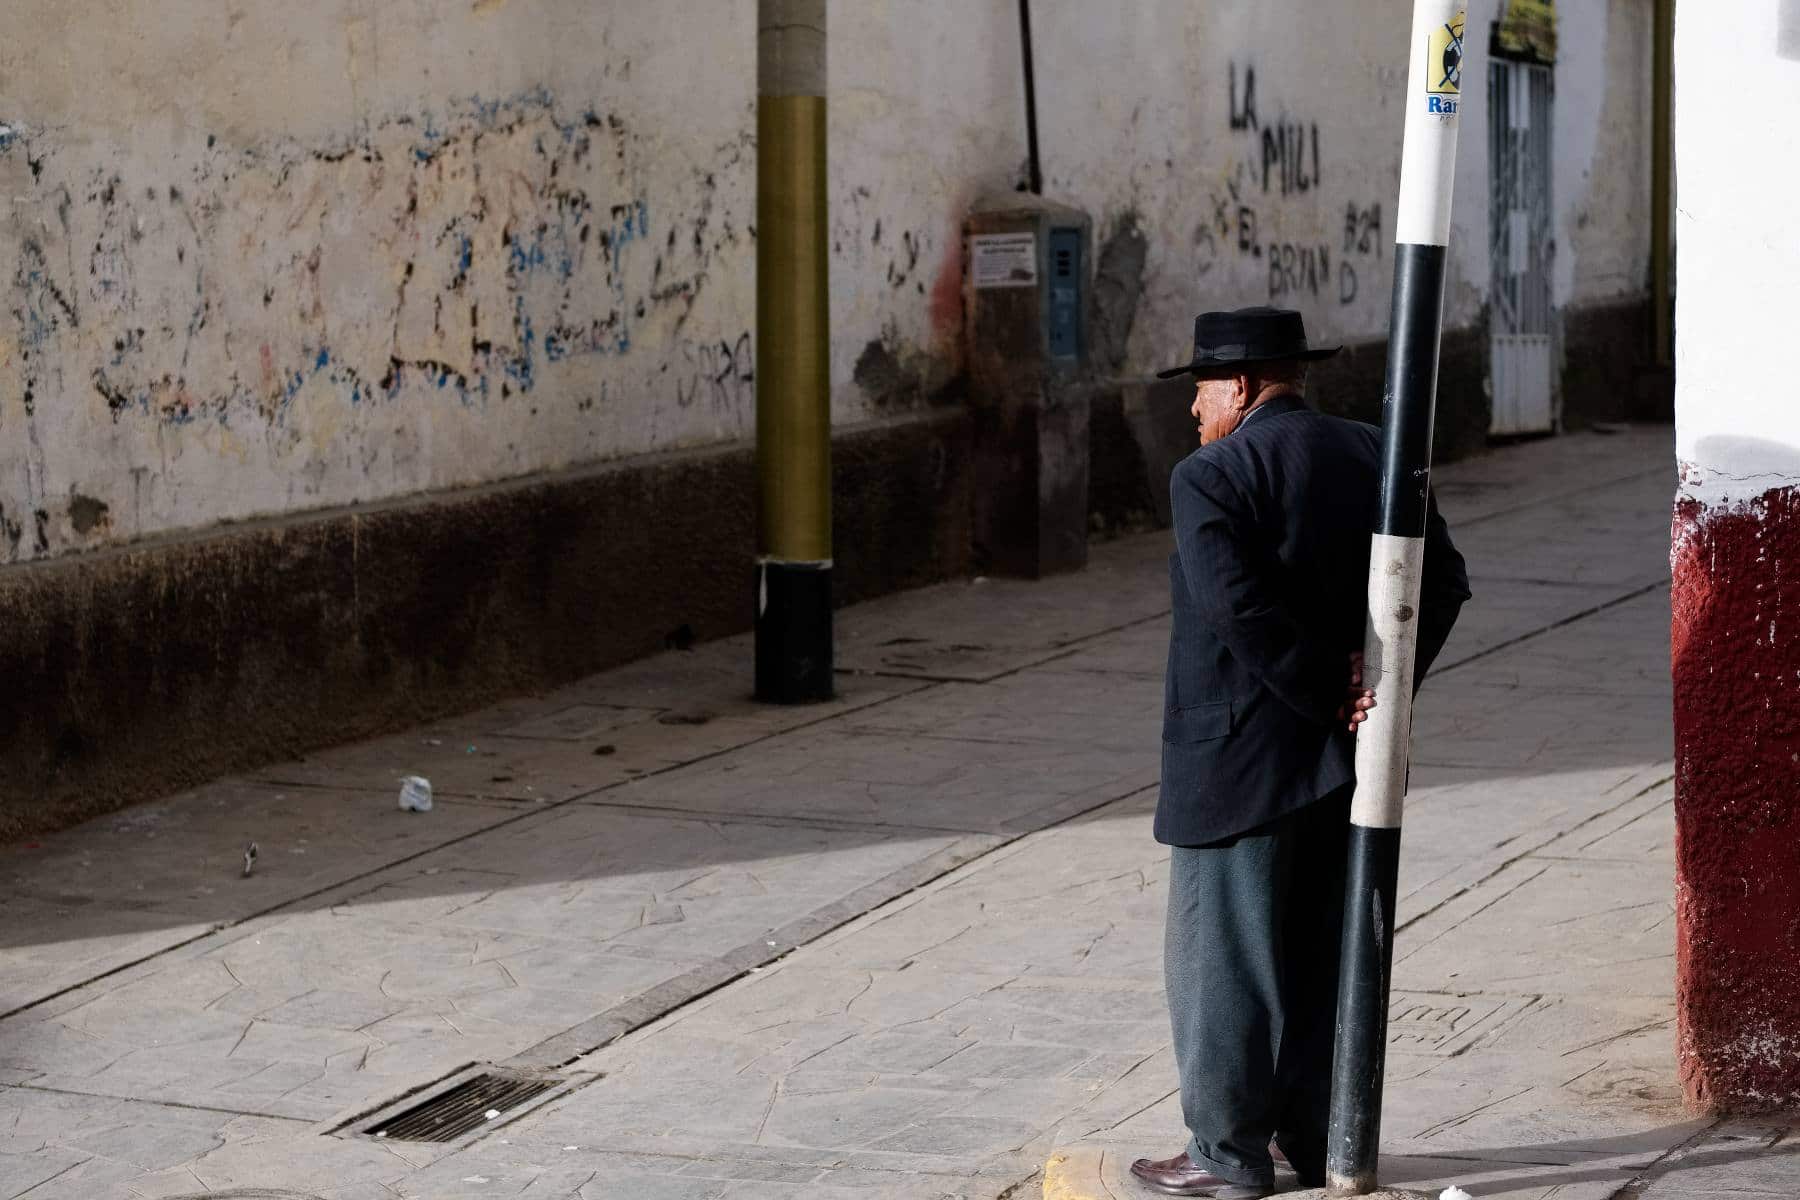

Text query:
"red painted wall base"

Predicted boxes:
[[1673, 485, 1800, 1113]]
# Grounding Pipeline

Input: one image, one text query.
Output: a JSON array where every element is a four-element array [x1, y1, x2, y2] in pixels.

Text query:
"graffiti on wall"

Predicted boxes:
[[1200, 63, 1389, 310], [0, 90, 757, 562]]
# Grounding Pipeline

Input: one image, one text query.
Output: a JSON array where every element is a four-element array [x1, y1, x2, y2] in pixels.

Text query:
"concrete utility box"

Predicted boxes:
[[963, 196, 1092, 579]]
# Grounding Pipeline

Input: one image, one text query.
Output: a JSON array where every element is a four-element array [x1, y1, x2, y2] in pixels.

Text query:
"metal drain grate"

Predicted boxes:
[[364, 1071, 559, 1142]]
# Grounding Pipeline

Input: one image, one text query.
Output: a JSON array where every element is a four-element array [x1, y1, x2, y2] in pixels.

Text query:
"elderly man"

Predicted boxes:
[[1131, 308, 1469, 1198]]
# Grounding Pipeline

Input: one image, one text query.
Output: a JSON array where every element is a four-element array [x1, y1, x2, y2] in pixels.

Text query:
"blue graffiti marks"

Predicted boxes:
[[15, 242, 77, 343], [163, 345, 346, 426], [71, 86, 658, 427], [504, 191, 611, 287], [99, 343, 384, 429], [502, 295, 537, 391], [612, 199, 648, 245], [598, 199, 648, 354], [17, 270, 63, 355], [281, 347, 377, 413], [493, 195, 647, 392], [409, 87, 557, 165], [13, 240, 78, 416]]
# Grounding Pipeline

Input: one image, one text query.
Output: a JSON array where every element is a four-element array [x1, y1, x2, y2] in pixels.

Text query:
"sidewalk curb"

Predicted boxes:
[[1039, 1146, 1436, 1200]]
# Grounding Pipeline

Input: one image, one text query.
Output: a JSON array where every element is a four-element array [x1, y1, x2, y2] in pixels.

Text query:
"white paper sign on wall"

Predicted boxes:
[[970, 233, 1038, 289]]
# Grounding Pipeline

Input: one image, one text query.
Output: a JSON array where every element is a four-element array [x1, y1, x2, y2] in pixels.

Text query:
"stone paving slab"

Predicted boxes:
[[3, 424, 1775, 1200], [518, 710, 1683, 1198], [602, 721, 1158, 836], [835, 667, 1162, 756], [1448, 469, 1673, 590], [0, 805, 984, 1125], [1632, 1122, 1800, 1197], [0, 1084, 317, 1199], [1428, 429, 1668, 525], [1428, 577, 1650, 674], [252, 646, 927, 802], [1441, 599, 1674, 701], [0, 780, 519, 1017], [834, 536, 1172, 684]]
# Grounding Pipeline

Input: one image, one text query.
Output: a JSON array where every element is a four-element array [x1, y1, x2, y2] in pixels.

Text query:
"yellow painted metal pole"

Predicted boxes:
[[1651, 0, 1674, 366], [755, 0, 834, 702]]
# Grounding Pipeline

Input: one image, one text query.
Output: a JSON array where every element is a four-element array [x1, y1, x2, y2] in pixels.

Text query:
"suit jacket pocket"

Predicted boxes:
[[1162, 700, 1233, 745]]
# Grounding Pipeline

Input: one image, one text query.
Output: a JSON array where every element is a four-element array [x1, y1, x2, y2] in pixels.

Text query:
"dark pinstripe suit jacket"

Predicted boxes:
[[1157, 394, 1470, 847]]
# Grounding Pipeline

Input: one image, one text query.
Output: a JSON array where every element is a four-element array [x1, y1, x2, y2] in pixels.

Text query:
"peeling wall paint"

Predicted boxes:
[[1672, 488, 1800, 1113], [2, 0, 1655, 565]]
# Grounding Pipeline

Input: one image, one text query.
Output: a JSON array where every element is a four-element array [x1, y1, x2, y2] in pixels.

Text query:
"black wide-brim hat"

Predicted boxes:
[[1157, 306, 1342, 379]]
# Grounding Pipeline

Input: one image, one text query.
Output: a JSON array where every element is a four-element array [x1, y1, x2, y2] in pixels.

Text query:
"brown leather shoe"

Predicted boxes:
[[1127, 1151, 1274, 1198]]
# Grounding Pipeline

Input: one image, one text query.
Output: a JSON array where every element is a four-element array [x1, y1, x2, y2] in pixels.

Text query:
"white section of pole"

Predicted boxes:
[[1347, 534, 1426, 831], [1393, 0, 1467, 248]]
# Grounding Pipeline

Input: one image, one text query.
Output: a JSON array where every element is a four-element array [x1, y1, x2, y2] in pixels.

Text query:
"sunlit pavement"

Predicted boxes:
[[6, 427, 1780, 1200]]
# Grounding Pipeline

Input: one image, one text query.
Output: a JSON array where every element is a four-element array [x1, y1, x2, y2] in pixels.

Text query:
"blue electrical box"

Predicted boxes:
[[1046, 227, 1084, 362], [963, 198, 1090, 371]]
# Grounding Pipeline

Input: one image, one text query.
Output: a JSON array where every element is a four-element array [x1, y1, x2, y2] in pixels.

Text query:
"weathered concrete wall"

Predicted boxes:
[[1033, 0, 1655, 376], [1671, 0, 1800, 1114], [0, 2, 1664, 837], [2, 2, 766, 564], [830, 4, 1022, 418], [0, 2, 1031, 566], [1558, 0, 1655, 309], [4, 1, 1660, 569]]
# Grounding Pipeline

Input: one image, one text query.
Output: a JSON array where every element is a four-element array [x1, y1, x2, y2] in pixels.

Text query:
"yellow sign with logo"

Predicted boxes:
[[1425, 10, 1466, 115], [1497, 0, 1557, 62], [1428, 12, 1466, 95]]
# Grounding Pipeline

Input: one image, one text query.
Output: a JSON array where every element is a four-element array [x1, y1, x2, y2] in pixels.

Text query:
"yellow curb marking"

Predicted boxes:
[[1042, 1147, 1107, 1200]]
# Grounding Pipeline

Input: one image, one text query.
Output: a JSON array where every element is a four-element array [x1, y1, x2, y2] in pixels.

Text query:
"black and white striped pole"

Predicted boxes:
[[1327, 3, 1466, 1195]]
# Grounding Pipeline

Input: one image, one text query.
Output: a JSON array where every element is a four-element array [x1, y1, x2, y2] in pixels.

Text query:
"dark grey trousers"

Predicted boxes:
[[1163, 788, 1351, 1188]]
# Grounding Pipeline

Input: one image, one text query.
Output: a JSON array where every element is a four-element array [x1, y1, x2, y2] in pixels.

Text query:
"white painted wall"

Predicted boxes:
[[2, 1, 764, 562], [1034, 0, 1414, 357], [0, 0, 1656, 564], [826, 3, 1025, 420], [1035, 0, 1653, 373], [1674, 0, 1800, 507], [1560, 0, 1655, 307]]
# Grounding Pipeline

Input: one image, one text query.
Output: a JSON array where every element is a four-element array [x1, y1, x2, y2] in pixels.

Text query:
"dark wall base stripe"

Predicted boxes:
[[0, 411, 972, 841]]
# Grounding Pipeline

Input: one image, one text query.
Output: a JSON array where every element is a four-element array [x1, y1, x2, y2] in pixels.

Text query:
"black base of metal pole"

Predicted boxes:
[[754, 560, 834, 703], [1327, 824, 1403, 1194]]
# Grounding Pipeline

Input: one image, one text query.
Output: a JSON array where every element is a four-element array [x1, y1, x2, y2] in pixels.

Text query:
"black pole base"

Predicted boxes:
[[754, 559, 834, 704], [1326, 823, 1404, 1195]]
